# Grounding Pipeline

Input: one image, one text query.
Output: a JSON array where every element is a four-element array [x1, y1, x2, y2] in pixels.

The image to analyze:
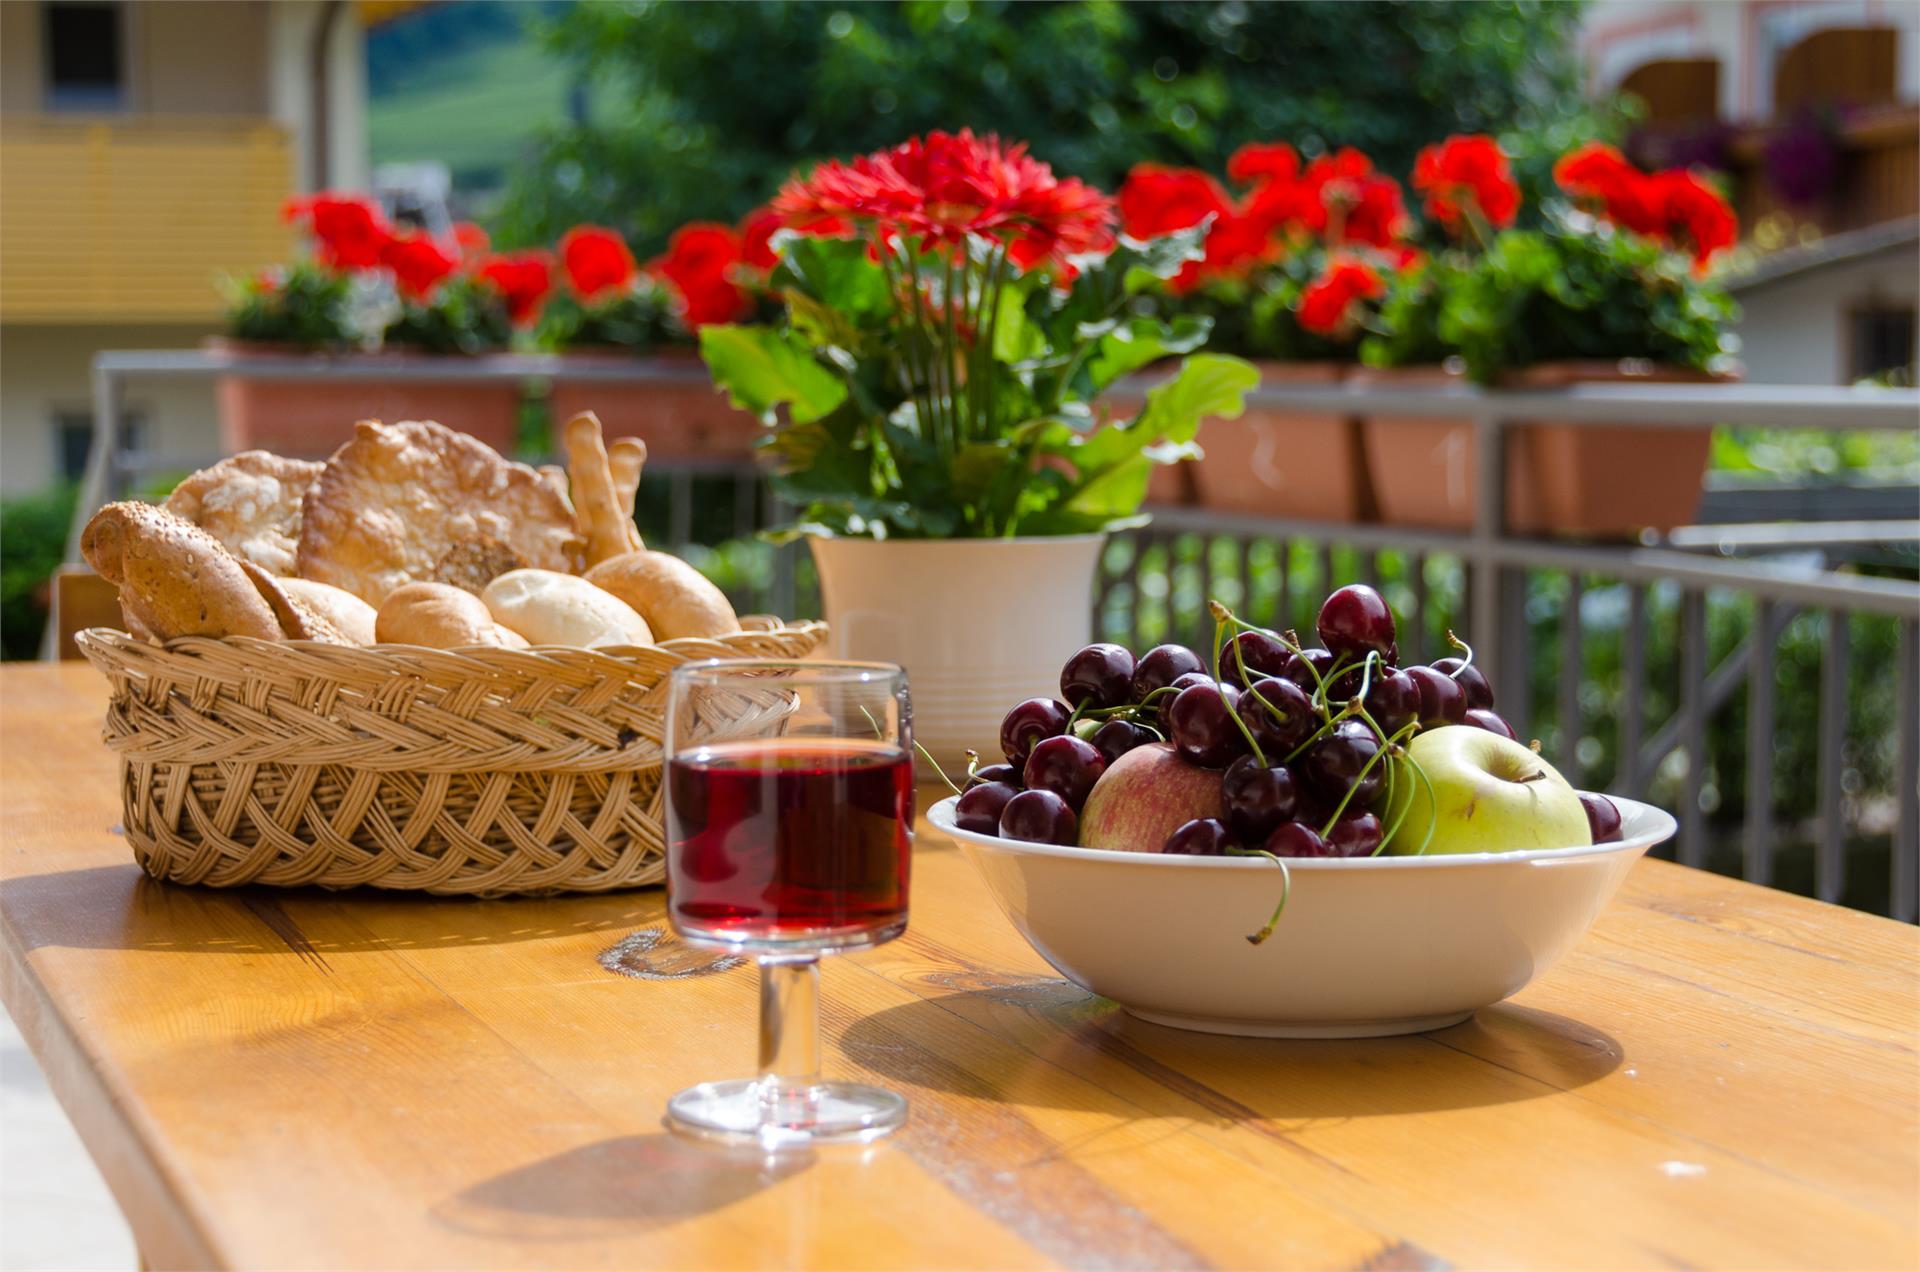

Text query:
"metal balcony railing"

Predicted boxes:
[[65, 350, 1920, 920]]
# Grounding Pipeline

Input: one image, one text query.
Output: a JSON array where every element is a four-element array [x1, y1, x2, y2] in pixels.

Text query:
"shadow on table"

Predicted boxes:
[[840, 975, 1622, 1122], [4, 863, 663, 956], [435, 1132, 810, 1240]]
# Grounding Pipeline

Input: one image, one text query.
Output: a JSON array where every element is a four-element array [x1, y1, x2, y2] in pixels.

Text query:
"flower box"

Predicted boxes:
[[1193, 362, 1373, 523], [210, 340, 525, 459], [545, 351, 761, 461], [1361, 361, 1723, 536]]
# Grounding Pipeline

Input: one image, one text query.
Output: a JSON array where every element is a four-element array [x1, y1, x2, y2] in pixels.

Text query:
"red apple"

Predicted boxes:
[[1077, 742, 1228, 853]]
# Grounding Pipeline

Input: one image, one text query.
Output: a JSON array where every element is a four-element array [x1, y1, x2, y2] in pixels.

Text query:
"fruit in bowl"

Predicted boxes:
[[922, 581, 1670, 1036]]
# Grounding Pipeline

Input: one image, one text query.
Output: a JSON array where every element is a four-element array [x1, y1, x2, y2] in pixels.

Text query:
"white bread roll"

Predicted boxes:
[[275, 577, 378, 645], [583, 550, 740, 641], [377, 582, 529, 649], [481, 569, 653, 648]]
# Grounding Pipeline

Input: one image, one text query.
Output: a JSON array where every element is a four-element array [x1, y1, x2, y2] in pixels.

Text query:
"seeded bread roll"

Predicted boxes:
[[375, 582, 528, 649], [481, 568, 653, 649], [584, 551, 740, 641], [80, 501, 282, 642]]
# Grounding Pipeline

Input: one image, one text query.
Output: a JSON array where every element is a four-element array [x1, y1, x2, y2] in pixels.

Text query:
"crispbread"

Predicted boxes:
[[163, 451, 323, 575], [296, 420, 580, 605]]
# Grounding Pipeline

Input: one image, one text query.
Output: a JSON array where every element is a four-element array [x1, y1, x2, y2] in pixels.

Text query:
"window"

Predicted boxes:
[[55, 409, 144, 483], [44, 2, 125, 112], [1848, 308, 1917, 384]]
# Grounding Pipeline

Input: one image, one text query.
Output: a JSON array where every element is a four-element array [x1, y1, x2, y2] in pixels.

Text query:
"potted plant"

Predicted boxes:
[[542, 220, 773, 460], [697, 130, 1256, 768], [1361, 141, 1740, 535], [214, 197, 545, 458], [1114, 144, 1418, 522]]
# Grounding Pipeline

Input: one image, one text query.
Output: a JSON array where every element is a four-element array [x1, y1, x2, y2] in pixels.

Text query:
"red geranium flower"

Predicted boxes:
[[1118, 165, 1231, 238], [1413, 134, 1520, 232], [452, 221, 490, 261], [1297, 257, 1385, 337], [560, 225, 637, 302], [477, 251, 554, 326], [282, 193, 390, 270], [1297, 149, 1410, 248], [380, 231, 459, 302], [1553, 143, 1666, 236], [739, 207, 784, 272], [653, 223, 748, 327], [1227, 141, 1302, 188], [774, 129, 1115, 274], [1654, 170, 1738, 272]]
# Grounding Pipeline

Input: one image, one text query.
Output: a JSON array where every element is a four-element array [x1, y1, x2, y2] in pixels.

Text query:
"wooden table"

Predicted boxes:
[[3, 664, 1916, 1269]]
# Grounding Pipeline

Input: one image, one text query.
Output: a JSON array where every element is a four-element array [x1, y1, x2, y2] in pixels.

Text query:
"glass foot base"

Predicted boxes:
[[667, 1078, 907, 1150]]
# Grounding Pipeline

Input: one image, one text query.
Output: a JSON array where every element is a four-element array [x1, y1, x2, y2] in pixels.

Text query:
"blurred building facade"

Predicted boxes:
[[1583, 0, 1920, 383], [0, 0, 369, 493]]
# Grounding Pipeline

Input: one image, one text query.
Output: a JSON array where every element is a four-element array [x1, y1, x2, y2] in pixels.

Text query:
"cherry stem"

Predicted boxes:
[[1315, 711, 1398, 837], [1444, 631, 1476, 680], [1227, 846, 1292, 945], [1209, 605, 1268, 768], [917, 739, 965, 796]]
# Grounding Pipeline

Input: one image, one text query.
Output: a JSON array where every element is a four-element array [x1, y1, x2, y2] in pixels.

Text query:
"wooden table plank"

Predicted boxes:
[[3, 663, 1916, 1270]]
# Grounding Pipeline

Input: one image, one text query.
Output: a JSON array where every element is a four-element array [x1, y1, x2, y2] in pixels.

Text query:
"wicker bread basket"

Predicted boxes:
[[76, 618, 826, 896]]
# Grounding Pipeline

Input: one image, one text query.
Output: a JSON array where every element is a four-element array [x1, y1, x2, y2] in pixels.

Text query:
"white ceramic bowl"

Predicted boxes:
[[929, 794, 1675, 1038]]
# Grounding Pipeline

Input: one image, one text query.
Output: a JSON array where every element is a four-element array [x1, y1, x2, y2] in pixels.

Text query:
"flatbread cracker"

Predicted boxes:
[[296, 419, 580, 605], [163, 451, 323, 576]]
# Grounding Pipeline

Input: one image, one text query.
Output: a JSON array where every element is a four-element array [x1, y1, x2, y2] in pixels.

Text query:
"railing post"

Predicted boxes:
[[1816, 610, 1851, 904], [1894, 619, 1919, 923], [1678, 588, 1708, 868], [1617, 584, 1647, 799], [1745, 599, 1778, 888], [1469, 408, 1503, 709]]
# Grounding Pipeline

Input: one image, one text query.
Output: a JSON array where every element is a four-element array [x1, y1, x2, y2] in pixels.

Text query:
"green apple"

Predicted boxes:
[[1384, 726, 1591, 855]]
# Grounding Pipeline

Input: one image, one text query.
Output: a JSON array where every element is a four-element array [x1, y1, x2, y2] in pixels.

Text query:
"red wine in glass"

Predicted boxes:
[[667, 737, 913, 944]]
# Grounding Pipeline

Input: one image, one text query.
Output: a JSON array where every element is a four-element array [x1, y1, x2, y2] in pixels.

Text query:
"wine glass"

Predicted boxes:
[[662, 658, 913, 1148]]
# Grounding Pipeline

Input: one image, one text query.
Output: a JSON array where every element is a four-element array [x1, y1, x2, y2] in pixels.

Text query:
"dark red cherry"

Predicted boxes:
[[1167, 682, 1248, 769], [967, 762, 1020, 790], [1163, 817, 1234, 856], [1242, 676, 1318, 755], [999, 789, 1077, 845], [1089, 718, 1154, 766], [1463, 708, 1515, 739], [955, 782, 1018, 834], [1364, 668, 1419, 737], [1263, 820, 1338, 857], [1280, 647, 1336, 695], [1405, 665, 1467, 726], [1317, 584, 1397, 665], [1130, 644, 1205, 700], [1060, 643, 1136, 709], [1023, 735, 1106, 812], [999, 697, 1070, 766], [1221, 754, 1298, 844], [1170, 671, 1217, 693], [1431, 656, 1494, 710], [1327, 810, 1384, 858], [1300, 719, 1384, 806], [1580, 792, 1623, 844], [1224, 630, 1291, 689]]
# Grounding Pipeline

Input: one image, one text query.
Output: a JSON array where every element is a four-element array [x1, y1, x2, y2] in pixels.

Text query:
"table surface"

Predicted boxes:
[[3, 663, 1917, 1270]]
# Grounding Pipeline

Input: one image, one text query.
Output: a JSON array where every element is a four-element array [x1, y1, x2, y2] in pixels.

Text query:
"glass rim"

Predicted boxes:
[[669, 657, 906, 686]]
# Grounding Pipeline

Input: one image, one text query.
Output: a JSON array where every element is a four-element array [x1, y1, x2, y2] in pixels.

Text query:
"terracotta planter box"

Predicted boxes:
[[546, 352, 762, 461], [1195, 361, 1371, 523], [211, 342, 525, 459], [1361, 361, 1721, 537]]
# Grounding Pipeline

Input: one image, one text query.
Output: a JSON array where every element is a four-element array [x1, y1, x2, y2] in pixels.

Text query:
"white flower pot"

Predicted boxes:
[[809, 534, 1106, 778]]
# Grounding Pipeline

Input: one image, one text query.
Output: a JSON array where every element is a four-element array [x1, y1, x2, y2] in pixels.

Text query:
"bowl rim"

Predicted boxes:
[[926, 792, 1675, 870]]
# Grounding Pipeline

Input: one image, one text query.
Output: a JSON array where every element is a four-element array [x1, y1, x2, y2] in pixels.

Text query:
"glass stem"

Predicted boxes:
[[757, 956, 821, 1113]]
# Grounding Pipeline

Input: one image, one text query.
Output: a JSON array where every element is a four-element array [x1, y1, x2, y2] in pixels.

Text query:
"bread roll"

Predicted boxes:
[[81, 501, 282, 642], [481, 569, 653, 648], [584, 551, 740, 641], [275, 578, 377, 645], [376, 582, 528, 649], [238, 560, 353, 644]]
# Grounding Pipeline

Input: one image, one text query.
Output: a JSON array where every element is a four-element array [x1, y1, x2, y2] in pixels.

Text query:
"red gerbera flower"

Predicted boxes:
[[653, 223, 748, 327], [379, 231, 459, 302], [1654, 170, 1738, 272], [739, 207, 784, 272], [1297, 257, 1385, 337], [1413, 134, 1520, 233], [282, 192, 390, 270], [560, 225, 637, 302], [477, 251, 554, 326], [773, 129, 1115, 273]]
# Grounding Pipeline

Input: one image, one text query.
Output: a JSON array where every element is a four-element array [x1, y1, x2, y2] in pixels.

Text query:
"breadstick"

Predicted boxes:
[[562, 412, 631, 567], [607, 437, 647, 552], [539, 464, 574, 517]]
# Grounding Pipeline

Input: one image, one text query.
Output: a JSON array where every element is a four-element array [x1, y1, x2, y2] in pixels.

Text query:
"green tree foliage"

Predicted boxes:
[[493, 0, 1610, 251]]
